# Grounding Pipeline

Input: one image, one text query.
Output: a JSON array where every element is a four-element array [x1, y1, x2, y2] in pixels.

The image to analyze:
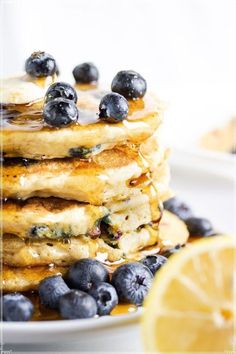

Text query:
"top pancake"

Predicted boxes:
[[1, 84, 163, 159]]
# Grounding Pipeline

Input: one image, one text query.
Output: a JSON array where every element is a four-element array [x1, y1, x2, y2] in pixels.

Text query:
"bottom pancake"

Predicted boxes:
[[2, 211, 189, 268], [2, 226, 158, 267], [2, 212, 189, 292], [2, 265, 68, 292], [2, 234, 123, 267]]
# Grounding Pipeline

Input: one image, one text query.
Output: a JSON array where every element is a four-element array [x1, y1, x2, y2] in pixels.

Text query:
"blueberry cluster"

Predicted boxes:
[[98, 70, 147, 123], [25, 51, 147, 127], [2, 256, 167, 321], [163, 197, 215, 237]]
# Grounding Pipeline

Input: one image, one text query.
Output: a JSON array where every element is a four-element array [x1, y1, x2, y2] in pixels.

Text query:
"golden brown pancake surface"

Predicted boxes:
[[2, 234, 123, 267]]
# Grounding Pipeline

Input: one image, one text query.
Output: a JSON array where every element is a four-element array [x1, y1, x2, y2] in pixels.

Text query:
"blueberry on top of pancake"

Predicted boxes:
[[99, 93, 129, 123], [73, 62, 99, 84], [45, 82, 78, 104], [111, 70, 147, 100], [43, 98, 79, 127], [25, 51, 57, 78]]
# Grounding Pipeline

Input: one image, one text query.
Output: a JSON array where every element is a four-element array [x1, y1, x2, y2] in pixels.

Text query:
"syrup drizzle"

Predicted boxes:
[[1, 85, 160, 131]]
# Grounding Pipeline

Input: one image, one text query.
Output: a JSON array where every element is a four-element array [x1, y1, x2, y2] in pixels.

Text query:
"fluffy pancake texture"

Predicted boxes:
[[2, 194, 162, 239], [1, 212, 189, 291], [2, 139, 170, 204], [2, 210, 189, 269], [2, 198, 108, 239], [2, 234, 123, 267], [2, 226, 159, 267]]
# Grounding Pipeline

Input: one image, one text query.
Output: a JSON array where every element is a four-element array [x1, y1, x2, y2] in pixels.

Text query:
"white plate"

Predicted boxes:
[[2, 159, 234, 353], [170, 145, 235, 180], [2, 310, 142, 353]]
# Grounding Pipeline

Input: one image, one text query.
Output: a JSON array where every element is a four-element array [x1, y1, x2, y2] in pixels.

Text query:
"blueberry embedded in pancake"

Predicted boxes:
[[2, 197, 109, 239], [2, 225, 159, 267], [2, 193, 162, 240]]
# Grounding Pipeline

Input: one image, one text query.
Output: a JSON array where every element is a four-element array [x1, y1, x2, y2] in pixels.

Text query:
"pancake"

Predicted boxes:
[[0, 74, 56, 105], [2, 194, 162, 239], [2, 265, 68, 292], [2, 139, 170, 204], [1, 86, 162, 159], [104, 211, 189, 254], [105, 225, 159, 255], [2, 234, 123, 267], [157, 210, 189, 248], [2, 212, 189, 292], [2, 224, 158, 267], [2, 197, 108, 239]]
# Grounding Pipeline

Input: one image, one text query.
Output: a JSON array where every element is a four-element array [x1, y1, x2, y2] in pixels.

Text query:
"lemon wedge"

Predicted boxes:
[[142, 235, 236, 353]]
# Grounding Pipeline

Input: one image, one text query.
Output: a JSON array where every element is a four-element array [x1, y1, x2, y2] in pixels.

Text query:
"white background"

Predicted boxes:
[[1, 0, 236, 147]]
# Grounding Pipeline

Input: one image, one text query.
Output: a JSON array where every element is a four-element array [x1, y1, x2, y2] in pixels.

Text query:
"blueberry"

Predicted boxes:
[[45, 82, 77, 104], [2, 293, 34, 321], [88, 282, 118, 316], [99, 93, 129, 123], [73, 62, 99, 84], [25, 51, 56, 78], [30, 225, 50, 238], [67, 259, 109, 292], [185, 217, 214, 237], [59, 290, 97, 319], [163, 197, 193, 221], [38, 275, 70, 309], [162, 244, 184, 258], [111, 70, 147, 100], [43, 98, 79, 127], [112, 262, 153, 306], [140, 255, 167, 275]]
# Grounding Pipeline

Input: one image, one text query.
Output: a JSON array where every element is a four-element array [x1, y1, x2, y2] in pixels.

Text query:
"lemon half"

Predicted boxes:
[[142, 235, 236, 353]]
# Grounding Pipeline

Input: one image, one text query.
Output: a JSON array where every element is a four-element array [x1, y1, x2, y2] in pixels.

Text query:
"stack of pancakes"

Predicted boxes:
[[1, 77, 172, 292]]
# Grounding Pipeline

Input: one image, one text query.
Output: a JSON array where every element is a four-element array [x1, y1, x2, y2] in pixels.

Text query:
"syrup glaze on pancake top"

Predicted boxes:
[[1, 83, 163, 159]]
